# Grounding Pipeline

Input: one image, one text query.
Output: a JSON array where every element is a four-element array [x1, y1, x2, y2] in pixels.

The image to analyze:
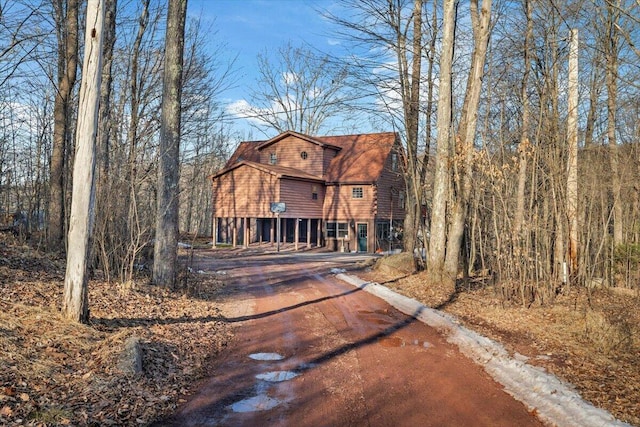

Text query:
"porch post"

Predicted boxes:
[[294, 218, 299, 251], [270, 217, 275, 245], [212, 216, 218, 248], [244, 217, 249, 248], [306, 218, 311, 249], [232, 217, 238, 247]]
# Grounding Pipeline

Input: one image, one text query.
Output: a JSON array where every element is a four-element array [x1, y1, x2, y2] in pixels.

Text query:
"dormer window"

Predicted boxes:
[[269, 152, 277, 165], [301, 151, 308, 160]]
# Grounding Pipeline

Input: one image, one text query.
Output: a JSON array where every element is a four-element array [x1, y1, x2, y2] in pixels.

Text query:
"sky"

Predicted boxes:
[[186, 0, 350, 139]]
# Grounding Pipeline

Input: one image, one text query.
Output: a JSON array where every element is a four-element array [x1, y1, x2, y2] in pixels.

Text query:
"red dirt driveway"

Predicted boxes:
[[156, 250, 543, 426]]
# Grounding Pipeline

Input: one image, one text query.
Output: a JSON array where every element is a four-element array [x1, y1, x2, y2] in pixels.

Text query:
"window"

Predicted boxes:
[[269, 152, 277, 165], [391, 153, 398, 171], [326, 222, 348, 238], [337, 223, 348, 238], [326, 222, 336, 238], [399, 191, 405, 209], [301, 151, 308, 160], [352, 187, 363, 199], [312, 185, 318, 200]]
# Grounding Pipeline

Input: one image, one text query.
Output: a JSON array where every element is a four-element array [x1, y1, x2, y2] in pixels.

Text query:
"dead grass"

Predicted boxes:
[[0, 235, 233, 426], [362, 254, 640, 426]]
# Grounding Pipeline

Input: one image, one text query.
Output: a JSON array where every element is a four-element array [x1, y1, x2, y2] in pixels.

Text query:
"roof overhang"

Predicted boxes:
[[257, 130, 343, 151]]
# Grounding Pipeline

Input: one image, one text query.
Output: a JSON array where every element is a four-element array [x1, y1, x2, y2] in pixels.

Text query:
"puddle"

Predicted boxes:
[[378, 337, 432, 348], [249, 352, 284, 361], [256, 370, 299, 382], [230, 395, 282, 412]]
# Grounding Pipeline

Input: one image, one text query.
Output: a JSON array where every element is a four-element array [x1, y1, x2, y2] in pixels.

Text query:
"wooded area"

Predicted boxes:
[[0, 0, 639, 312]]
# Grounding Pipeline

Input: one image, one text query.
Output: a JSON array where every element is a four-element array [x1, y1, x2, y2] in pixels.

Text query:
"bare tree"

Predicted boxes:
[[443, 0, 493, 280], [153, 0, 187, 288], [566, 28, 579, 280], [322, 0, 439, 257], [63, 0, 105, 323], [49, 0, 79, 250], [241, 42, 349, 136], [427, 0, 456, 280]]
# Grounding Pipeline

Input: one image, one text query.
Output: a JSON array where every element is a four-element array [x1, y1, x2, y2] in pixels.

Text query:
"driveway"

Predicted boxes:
[[157, 249, 543, 426]]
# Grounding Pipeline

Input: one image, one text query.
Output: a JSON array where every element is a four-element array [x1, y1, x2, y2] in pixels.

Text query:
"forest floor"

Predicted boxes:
[[0, 234, 232, 426], [0, 235, 638, 426]]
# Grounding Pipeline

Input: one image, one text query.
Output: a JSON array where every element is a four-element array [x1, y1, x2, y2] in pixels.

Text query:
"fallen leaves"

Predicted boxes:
[[0, 236, 233, 426]]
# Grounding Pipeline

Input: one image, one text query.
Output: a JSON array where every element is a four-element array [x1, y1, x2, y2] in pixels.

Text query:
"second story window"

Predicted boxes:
[[312, 185, 318, 200], [301, 151, 308, 160], [269, 152, 277, 165], [391, 152, 398, 171], [352, 187, 363, 199]]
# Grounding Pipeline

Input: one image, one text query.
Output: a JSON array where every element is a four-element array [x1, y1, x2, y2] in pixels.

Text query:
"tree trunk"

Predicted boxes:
[[605, 3, 623, 246], [63, 0, 105, 323], [49, 0, 79, 250], [97, 0, 117, 179], [400, 0, 422, 258], [428, 0, 456, 280], [444, 0, 492, 279], [566, 29, 579, 279], [153, 0, 187, 287], [513, 0, 532, 239]]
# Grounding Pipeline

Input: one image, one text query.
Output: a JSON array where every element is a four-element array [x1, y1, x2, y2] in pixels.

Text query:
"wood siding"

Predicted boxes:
[[260, 135, 325, 176], [212, 166, 278, 218], [323, 184, 375, 220], [278, 179, 325, 218]]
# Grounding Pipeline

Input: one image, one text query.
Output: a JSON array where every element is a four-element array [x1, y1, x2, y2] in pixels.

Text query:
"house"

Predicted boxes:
[[210, 130, 405, 253]]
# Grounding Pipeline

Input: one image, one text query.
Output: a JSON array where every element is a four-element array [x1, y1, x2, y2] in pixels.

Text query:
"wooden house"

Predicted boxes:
[[210, 130, 405, 252]]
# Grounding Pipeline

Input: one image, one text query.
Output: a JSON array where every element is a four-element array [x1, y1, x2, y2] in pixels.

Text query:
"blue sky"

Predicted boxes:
[[187, 0, 348, 138]]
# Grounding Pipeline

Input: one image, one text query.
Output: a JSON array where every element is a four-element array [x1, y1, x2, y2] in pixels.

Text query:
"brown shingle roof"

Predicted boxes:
[[224, 140, 262, 167], [257, 130, 343, 151], [317, 132, 398, 183], [211, 160, 325, 183], [219, 131, 399, 184]]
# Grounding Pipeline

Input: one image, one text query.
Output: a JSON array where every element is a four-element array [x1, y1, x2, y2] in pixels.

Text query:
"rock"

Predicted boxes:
[[118, 336, 143, 374]]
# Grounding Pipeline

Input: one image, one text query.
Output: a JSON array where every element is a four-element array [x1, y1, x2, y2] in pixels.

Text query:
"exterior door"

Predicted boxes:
[[357, 223, 368, 252]]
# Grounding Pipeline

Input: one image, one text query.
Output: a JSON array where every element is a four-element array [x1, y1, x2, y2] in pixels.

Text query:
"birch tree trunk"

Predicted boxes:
[[427, 0, 456, 280], [444, 0, 492, 279], [153, 0, 187, 287], [63, 0, 105, 323], [605, 1, 623, 246], [566, 29, 579, 279]]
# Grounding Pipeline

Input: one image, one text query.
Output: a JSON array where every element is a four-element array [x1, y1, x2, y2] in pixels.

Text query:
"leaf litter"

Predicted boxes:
[[0, 234, 233, 426]]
